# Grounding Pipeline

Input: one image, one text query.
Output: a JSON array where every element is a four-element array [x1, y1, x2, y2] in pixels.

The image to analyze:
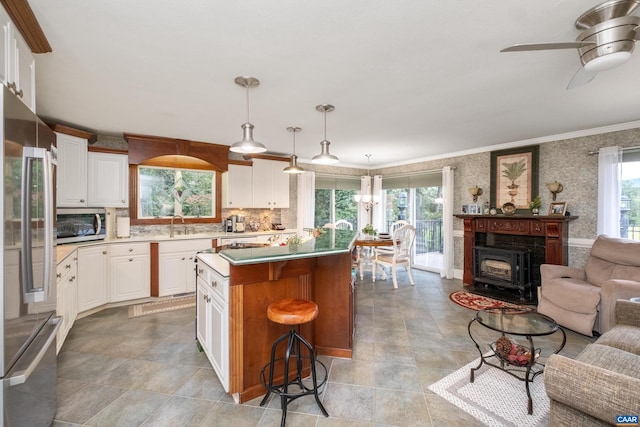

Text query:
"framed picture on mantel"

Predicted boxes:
[[490, 145, 539, 213]]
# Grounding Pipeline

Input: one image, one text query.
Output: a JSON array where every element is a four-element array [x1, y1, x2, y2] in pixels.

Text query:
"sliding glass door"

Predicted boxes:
[[383, 173, 443, 272]]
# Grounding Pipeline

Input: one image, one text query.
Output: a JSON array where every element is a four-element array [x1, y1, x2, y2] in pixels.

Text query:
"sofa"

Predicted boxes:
[[537, 235, 640, 336], [544, 299, 640, 426]]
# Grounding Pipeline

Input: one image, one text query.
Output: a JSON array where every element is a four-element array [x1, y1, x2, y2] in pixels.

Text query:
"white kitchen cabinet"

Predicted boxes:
[[196, 254, 229, 391], [56, 250, 78, 353], [251, 159, 289, 208], [109, 242, 150, 302], [56, 133, 88, 207], [88, 152, 129, 208], [158, 239, 212, 296], [77, 245, 108, 312], [0, 5, 35, 112], [222, 164, 252, 208]]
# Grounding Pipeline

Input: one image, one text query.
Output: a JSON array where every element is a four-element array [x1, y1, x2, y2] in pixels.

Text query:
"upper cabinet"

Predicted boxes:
[[55, 125, 128, 208], [252, 159, 290, 208], [56, 132, 88, 207], [222, 164, 252, 208], [0, 5, 35, 112], [88, 152, 129, 207]]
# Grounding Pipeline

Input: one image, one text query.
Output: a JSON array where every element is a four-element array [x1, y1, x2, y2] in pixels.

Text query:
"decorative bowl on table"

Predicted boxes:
[[491, 336, 539, 366]]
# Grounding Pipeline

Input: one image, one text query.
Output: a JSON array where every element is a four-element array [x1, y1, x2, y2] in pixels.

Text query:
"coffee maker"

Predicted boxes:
[[235, 214, 246, 232], [226, 216, 234, 232]]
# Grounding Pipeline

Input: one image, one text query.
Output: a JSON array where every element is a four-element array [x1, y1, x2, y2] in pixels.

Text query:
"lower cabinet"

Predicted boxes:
[[157, 239, 213, 296], [56, 250, 78, 353], [196, 257, 229, 391], [109, 242, 150, 302], [77, 245, 108, 312]]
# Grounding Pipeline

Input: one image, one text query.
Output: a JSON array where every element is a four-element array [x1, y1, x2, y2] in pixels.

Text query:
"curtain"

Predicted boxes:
[[357, 176, 371, 232], [297, 171, 315, 236], [371, 175, 383, 232], [440, 166, 454, 279], [597, 146, 622, 237]]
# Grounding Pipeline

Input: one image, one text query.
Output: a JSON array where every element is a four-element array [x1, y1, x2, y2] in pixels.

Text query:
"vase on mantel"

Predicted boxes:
[[532, 208, 539, 216]]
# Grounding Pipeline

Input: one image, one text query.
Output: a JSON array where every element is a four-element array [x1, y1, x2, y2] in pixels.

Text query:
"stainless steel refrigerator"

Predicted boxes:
[[1, 85, 60, 426]]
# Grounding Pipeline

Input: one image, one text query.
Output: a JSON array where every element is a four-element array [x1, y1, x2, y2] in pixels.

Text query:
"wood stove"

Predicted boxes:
[[473, 246, 531, 301]]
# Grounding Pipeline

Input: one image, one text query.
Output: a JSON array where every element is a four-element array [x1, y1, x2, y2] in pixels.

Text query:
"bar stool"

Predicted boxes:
[[259, 298, 329, 426]]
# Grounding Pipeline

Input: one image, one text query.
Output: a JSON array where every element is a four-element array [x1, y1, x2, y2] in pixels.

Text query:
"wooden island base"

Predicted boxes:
[[227, 251, 354, 403]]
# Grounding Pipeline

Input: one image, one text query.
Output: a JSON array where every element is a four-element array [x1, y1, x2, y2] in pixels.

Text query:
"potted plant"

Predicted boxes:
[[529, 196, 541, 215], [361, 224, 377, 236]]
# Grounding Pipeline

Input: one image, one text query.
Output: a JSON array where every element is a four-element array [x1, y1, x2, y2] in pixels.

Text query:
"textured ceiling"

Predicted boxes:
[[29, 0, 640, 167]]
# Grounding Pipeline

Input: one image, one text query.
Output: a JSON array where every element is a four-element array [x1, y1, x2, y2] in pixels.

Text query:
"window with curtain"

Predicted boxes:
[[314, 175, 359, 228], [621, 149, 640, 240]]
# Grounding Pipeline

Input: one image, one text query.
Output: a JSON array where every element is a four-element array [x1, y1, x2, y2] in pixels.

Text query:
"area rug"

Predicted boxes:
[[128, 295, 195, 318], [449, 290, 526, 311], [428, 357, 548, 427]]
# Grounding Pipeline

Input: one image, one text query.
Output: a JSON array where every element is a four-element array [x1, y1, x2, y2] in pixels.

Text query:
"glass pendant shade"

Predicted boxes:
[[230, 76, 267, 154], [311, 104, 339, 164]]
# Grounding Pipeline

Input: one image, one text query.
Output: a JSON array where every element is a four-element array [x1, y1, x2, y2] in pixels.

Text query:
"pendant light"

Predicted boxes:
[[311, 104, 339, 164], [283, 126, 305, 174], [230, 76, 267, 154]]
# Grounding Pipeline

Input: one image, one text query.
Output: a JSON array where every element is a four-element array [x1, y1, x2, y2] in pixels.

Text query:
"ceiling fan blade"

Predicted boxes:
[[501, 41, 596, 52], [567, 66, 597, 89]]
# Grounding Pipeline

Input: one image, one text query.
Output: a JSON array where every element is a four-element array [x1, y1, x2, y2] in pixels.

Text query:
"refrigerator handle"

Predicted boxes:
[[42, 150, 54, 299], [7, 317, 61, 387], [20, 147, 50, 303]]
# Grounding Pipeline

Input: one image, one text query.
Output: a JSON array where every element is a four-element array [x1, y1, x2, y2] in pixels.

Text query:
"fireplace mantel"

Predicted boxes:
[[454, 215, 578, 286]]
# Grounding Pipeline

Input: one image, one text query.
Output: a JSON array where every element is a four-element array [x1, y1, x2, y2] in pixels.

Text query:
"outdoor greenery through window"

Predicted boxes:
[[314, 175, 360, 228], [138, 166, 215, 218]]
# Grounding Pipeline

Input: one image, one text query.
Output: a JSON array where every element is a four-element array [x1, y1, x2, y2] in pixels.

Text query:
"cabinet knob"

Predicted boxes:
[[198, 268, 203, 274], [102, 251, 107, 255], [56, 273, 62, 279], [121, 200, 125, 203], [129, 248, 133, 252], [211, 280, 217, 288], [181, 257, 186, 261], [65, 264, 71, 269], [129, 258, 133, 262], [80, 199, 85, 203], [70, 275, 76, 282]]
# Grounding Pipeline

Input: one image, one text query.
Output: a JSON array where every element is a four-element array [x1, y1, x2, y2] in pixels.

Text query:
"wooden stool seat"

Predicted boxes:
[[267, 298, 319, 325], [260, 298, 328, 426]]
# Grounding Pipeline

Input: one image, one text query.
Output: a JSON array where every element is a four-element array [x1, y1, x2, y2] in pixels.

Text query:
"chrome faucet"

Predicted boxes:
[[170, 214, 184, 238]]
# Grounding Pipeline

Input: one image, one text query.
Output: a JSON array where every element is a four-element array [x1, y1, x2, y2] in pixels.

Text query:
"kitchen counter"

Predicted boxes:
[[219, 229, 357, 265], [55, 229, 296, 264], [196, 229, 357, 403]]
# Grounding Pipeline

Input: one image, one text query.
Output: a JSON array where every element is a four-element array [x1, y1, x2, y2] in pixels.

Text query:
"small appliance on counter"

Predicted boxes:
[[271, 223, 286, 230], [226, 217, 234, 232], [235, 214, 246, 232]]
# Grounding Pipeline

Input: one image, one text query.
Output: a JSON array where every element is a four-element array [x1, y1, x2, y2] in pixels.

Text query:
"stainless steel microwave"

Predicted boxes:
[[56, 208, 106, 244]]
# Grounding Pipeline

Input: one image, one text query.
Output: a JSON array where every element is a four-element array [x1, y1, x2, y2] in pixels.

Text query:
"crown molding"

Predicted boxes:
[[0, 0, 51, 53]]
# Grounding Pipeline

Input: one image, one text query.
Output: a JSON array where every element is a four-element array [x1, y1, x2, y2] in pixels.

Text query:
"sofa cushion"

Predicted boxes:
[[595, 325, 640, 356], [543, 278, 601, 314], [577, 343, 640, 380]]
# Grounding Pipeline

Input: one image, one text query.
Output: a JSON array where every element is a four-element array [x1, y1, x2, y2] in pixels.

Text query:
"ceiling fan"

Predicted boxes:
[[501, 0, 640, 89]]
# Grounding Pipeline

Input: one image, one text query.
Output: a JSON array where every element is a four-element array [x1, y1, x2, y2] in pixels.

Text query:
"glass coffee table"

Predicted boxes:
[[467, 307, 566, 415]]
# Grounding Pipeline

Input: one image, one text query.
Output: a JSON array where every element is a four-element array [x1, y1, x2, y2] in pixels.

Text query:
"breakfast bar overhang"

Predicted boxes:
[[210, 230, 357, 403]]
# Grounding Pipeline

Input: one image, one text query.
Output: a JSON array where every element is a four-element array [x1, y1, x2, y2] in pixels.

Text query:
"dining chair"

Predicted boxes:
[[373, 224, 416, 289], [376, 220, 410, 255]]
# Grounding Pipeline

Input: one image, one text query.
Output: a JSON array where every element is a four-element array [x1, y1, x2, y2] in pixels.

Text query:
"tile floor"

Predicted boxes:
[[53, 269, 595, 426]]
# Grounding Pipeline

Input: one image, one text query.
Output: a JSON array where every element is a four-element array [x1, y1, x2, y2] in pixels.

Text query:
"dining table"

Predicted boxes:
[[354, 234, 395, 281]]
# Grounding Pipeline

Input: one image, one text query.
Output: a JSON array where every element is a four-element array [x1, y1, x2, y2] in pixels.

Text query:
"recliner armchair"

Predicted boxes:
[[537, 235, 640, 336]]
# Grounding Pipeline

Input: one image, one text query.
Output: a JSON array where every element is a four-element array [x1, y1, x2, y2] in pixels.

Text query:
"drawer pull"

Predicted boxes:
[[69, 275, 76, 282], [56, 273, 62, 279], [65, 264, 71, 269], [198, 268, 203, 274], [129, 248, 133, 252], [211, 280, 217, 288], [181, 257, 186, 261]]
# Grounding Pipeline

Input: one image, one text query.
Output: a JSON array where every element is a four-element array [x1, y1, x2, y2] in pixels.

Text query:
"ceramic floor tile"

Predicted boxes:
[[55, 271, 594, 426]]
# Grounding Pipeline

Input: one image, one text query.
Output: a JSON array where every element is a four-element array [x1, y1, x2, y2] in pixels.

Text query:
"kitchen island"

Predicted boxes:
[[196, 229, 357, 403]]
